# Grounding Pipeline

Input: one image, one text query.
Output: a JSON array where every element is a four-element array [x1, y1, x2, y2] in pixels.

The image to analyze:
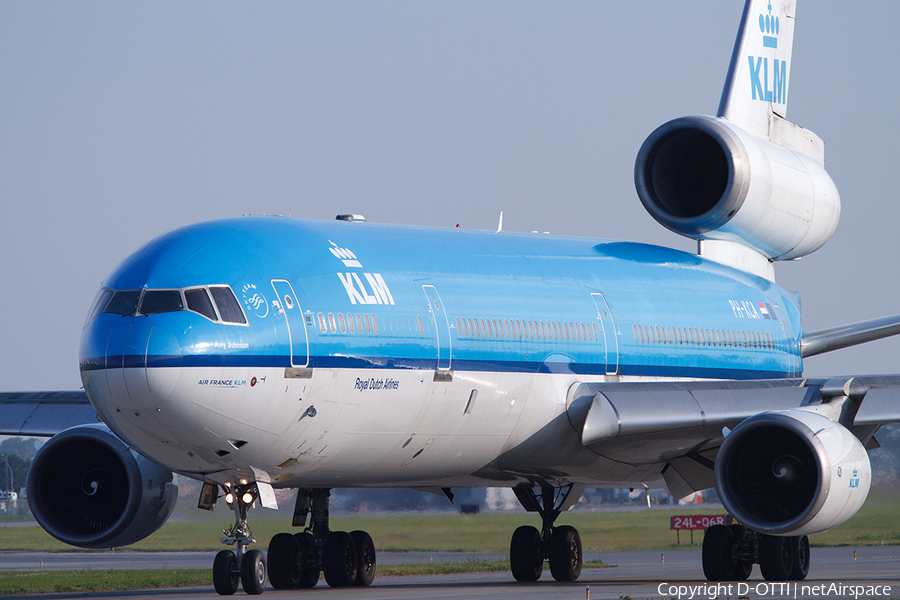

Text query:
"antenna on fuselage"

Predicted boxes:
[[496, 211, 503, 233]]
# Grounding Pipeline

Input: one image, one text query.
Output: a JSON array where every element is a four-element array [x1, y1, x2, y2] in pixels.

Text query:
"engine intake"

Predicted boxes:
[[26, 424, 177, 548], [635, 115, 840, 261], [715, 410, 870, 536]]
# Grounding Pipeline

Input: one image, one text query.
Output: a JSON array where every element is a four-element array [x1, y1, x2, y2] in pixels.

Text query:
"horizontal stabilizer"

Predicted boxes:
[[801, 314, 900, 357]]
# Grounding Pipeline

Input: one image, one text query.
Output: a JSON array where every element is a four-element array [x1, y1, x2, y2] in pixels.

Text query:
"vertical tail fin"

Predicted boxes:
[[718, 0, 796, 140]]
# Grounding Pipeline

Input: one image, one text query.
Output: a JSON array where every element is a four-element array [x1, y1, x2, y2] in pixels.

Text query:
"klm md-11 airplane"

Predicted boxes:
[[4, 0, 900, 593]]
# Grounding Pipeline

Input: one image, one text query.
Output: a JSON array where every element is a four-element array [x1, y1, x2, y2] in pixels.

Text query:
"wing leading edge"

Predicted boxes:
[[567, 376, 900, 498], [0, 391, 98, 437]]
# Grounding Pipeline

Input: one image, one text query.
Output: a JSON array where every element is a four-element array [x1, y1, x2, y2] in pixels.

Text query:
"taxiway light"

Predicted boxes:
[[242, 492, 254, 504], [225, 493, 234, 505]]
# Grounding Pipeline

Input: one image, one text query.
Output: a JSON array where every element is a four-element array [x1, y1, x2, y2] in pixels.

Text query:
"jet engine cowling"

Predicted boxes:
[[26, 424, 178, 548], [714, 410, 870, 536], [634, 115, 840, 261]]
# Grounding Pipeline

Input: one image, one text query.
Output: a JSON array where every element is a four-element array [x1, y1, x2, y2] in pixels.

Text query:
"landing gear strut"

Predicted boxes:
[[266, 488, 377, 590], [213, 483, 267, 595], [508, 484, 585, 582], [702, 524, 810, 582]]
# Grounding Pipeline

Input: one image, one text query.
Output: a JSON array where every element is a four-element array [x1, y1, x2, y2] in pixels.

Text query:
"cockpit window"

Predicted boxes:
[[210, 286, 247, 324], [92, 285, 247, 325], [185, 288, 218, 321], [84, 289, 114, 327], [104, 291, 141, 316], [140, 290, 184, 315]]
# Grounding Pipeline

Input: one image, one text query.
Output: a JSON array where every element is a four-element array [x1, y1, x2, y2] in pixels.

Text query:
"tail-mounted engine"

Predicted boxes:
[[26, 424, 178, 548], [634, 115, 840, 262], [714, 409, 870, 536]]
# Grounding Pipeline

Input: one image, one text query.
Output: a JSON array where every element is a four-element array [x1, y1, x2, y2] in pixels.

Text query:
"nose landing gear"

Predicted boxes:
[[213, 484, 267, 595]]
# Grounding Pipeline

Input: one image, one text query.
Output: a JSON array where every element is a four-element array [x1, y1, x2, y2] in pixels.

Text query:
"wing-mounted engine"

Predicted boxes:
[[715, 409, 870, 536], [26, 424, 178, 548], [634, 115, 840, 279]]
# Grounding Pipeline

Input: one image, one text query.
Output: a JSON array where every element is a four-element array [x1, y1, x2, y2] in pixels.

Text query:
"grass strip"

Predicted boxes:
[[4, 502, 900, 554], [0, 560, 608, 595], [0, 569, 209, 595]]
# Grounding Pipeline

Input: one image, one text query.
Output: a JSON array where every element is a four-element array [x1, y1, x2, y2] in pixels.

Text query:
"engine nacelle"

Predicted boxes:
[[715, 410, 870, 536], [26, 424, 177, 548], [634, 115, 840, 261]]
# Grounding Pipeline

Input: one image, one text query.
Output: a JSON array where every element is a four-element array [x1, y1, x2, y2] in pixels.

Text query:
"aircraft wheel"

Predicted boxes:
[[350, 530, 377, 586], [728, 524, 752, 581], [213, 550, 240, 595], [267, 533, 301, 589], [509, 525, 542, 582], [240, 549, 267, 595], [294, 532, 320, 588], [789, 535, 810, 581], [759, 534, 793, 581], [323, 531, 357, 587], [548, 525, 582, 581], [702, 525, 736, 581]]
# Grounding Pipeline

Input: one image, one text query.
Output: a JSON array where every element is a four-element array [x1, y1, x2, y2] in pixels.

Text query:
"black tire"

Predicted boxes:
[[702, 525, 736, 581], [267, 533, 301, 589], [510, 525, 543, 582], [548, 525, 582, 582], [728, 524, 752, 581], [759, 534, 793, 581], [789, 535, 810, 581], [241, 549, 267, 595], [213, 550, 240, 595], [323, 531, 357, 588], [350, 530, 377, 586], [295, 532, 320, 588]]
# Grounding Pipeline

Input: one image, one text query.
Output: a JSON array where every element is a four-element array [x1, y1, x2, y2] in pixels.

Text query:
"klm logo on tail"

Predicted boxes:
[[748, 2, 787, 105]]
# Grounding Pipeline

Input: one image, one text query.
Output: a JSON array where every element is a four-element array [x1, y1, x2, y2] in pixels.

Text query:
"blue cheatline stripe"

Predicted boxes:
[[81, 354, 792, 381]]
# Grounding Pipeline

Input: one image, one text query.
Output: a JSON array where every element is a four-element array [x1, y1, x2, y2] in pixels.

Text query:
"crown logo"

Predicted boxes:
[[758, 2, 779, 49], [329, 241, 362, 268]]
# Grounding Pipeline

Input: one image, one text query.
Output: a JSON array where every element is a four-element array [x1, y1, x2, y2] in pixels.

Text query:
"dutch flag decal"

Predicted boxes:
[[758, 302, 771, 319]]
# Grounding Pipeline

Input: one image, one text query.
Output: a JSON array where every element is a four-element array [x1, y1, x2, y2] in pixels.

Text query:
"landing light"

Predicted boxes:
[[242, 492, 254, 505], [224, 493, 234, 505]]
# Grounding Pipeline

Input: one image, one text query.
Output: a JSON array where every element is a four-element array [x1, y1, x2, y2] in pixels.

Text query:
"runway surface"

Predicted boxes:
[[2, 546, 899, 599]]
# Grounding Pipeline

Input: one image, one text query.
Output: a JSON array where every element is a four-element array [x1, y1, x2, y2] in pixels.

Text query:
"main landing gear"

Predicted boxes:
[[508, 484, 586, 582], [210, 486, 376, 595], [702, 524, 810, 582], [265, 488, 376, 591]]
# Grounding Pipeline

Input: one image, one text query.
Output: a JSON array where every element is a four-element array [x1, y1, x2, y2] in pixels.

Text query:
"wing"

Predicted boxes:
[[0, 391, 99, 437], [567, 375, 900, 498]]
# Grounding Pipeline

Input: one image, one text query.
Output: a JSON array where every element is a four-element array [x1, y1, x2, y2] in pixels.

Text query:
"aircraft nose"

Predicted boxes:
[[94, 319, 184, 412]]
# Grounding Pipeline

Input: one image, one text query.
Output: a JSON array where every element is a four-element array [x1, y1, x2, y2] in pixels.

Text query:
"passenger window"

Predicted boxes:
[[417, 315, 424, 335], [338, 313, 346, 333], [186, 288, 218, 321], [456, 317, 461, 337], [140, 290, 184, 315], [210, 287, 247, 324], [327, 313, 336, 333], [364, 314, 371, 334], [318, 313, 326, 333], [371, 314, 378, 334], [347, 313, 356, 334], [355, 313, 364, 333], [105, 290, 141, 316], [85, 289, 114, 327]]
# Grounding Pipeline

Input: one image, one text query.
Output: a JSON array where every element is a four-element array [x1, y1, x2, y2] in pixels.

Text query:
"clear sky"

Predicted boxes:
[[2, 1, 898, 391]]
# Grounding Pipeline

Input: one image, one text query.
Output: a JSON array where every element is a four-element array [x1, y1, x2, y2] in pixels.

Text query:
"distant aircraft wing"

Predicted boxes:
[[0, 391, 98, 437], [567, 376, 900, 498]]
